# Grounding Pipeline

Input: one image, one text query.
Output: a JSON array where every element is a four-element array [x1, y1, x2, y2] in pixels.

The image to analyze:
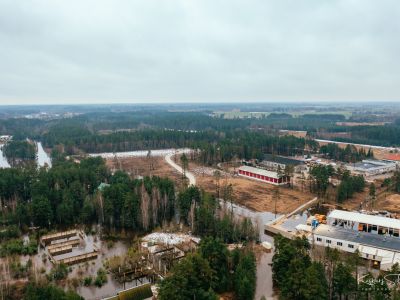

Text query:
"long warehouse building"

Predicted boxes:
[[327, 209, 400, 237], [238, 165, 289, 185]]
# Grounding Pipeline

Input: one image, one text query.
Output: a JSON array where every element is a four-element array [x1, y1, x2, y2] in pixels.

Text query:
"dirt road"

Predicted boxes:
[[165, 152, 196, 186]]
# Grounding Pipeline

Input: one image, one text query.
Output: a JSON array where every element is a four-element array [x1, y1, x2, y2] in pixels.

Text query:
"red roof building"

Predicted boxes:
[[238, 165, 289, 185], [384, 154, 400, 162]]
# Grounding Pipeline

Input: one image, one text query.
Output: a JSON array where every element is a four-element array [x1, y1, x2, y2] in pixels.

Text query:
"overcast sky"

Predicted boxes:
[[0, 0, 399, 104]]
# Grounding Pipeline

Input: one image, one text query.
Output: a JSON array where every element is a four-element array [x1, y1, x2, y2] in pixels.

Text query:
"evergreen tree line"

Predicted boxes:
[[4, 109, 400, 149], [0, 110, 346, 139], [309, 165, 365, 202], [158, 237, 256, 300], [320, 124, 400, 147], [42, 127, 318, 164], [0, 157, 108, 228], [336, 171, 366, 203], [0, 157, 176, 233], [272, 235, 398, 300], [320, 143, 373, 163], [309, 165, 335, 197], [0, 157, 258, 242]]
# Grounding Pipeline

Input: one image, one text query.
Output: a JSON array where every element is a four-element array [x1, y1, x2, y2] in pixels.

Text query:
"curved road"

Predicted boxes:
[[165, 152, 196, 186]]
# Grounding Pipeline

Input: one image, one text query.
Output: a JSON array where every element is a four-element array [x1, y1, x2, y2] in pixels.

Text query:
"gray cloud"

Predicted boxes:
[[0, 0, 399, 104]]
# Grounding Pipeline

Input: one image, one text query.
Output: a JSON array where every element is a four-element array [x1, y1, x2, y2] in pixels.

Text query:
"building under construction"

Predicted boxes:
[[40, 229, 99, 266]]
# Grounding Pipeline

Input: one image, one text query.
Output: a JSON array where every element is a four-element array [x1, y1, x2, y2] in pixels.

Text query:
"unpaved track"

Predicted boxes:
[[165, 152, 196, 186]]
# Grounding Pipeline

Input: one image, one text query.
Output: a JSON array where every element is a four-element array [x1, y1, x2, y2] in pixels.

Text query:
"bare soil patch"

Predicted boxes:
[[189, 162, 314, 214], [324, 180, 400, 214], [106, 156, 314, 214], [105, 156, 185, 188]]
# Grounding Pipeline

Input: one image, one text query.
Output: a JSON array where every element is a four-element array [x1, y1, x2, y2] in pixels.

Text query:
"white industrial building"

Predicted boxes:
[[299, 210, 400, 270], [348, 159, 396, 177], [311, 224, 400, 270], [327, 209, 400, 237]]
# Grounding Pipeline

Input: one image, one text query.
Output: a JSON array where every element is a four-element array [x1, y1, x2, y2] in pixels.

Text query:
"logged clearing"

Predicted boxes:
[[105, 156, 314, 214], [105, 156, 185, 188], [324, 180, 400, 214], [335, 191, 400, 214], [376, 194, 400, 213], [189, 162, 314, 214]]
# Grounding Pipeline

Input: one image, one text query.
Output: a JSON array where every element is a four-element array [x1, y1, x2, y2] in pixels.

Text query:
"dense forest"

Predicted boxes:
[[321, 124, 400, 147], [2, 108, 400, 168], [0, 154, 257, 238], [158, 237, 256, 300], [319, 143, 373, 163], [2, 106, 400, 149], [336, 171, 366, 203]]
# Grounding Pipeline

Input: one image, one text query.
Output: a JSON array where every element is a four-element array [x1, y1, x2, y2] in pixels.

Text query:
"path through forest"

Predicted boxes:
[[165, 151, 196, 185]]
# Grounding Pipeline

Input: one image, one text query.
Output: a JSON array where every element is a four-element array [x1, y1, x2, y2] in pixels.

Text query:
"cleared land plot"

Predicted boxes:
[[106, 156, 313, 214], [380, 194, 400, 214], [106, 156, 185, 188], [325, 181, 400, 214], [189, 162, 314, 214]]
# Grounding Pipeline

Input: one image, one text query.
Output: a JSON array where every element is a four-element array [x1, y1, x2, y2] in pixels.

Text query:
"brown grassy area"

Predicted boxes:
[[105, 156, 185, 189], [189, 162, 314, 214], [380, 194, 400, 214], [324, 180, 400, 214], [105, 156, 314, 214]]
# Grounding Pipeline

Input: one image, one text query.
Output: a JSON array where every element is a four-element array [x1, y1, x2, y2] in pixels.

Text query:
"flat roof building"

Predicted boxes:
[[327, 209, 400, 237], [260, 154, 305, 172], [311, 224, 400, 270], [348, 159, 396, 177], [328, 210, 400, 230]]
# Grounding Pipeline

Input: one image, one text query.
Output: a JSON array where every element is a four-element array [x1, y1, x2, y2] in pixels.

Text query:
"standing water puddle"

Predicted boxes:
[[219, 200, 280, 299], [0, 145, 10, 168], [37, 142, 52, 168]]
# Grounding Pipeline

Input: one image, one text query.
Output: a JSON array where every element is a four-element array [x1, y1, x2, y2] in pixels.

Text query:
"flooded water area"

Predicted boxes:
[[0, 145, 10, 168], [0, 141, 52, 169], [36, 141, 52, 168], [220, 200, 278, 299], [2, 231, 138, 300], [219, 200, 280, 243]]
